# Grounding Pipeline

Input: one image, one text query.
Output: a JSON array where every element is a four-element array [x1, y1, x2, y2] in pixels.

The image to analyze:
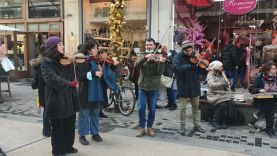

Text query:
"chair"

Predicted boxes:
[[0, 67, 11, 98]]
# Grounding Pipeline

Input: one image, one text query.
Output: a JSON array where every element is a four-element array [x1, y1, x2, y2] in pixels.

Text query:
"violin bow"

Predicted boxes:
[[196, 37, 216, 66], [72, 56, 79, 92]]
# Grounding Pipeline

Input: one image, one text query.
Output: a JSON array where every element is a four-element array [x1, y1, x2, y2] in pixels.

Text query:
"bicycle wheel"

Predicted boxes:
[[105, 89, 115, 109], [117, 87, 135, 116]]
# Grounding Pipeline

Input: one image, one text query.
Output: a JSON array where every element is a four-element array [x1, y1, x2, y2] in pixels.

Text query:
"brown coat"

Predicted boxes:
[[206, 71, 232, 106]]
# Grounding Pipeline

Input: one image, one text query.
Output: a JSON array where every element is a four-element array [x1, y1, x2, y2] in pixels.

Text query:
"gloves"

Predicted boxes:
[[69, 80, 79, 88], [86, 56, 95, 63]]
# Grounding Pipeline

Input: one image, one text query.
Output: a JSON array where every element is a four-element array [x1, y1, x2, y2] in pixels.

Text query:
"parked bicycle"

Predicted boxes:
[[104, 64, 136, 116]]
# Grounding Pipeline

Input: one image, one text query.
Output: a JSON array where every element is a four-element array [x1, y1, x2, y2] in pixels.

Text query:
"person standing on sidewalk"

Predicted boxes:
[[29, 45, 51, 137], [173, 40, 205, 135], [135, 38, 166, 137], [221, 38, 239, 92], [163, 49, 178, 110], [78, 41, 103, 145], [41, 36, 90, 156]]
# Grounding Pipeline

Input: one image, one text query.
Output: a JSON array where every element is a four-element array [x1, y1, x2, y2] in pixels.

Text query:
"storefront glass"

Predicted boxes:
[[28, 0, 61, 18], [175, 0, 277, 49], [0, 0, 22, 19], [83, 0, 147, 54]]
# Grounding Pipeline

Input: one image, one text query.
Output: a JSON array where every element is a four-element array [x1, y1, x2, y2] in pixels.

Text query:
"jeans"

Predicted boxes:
[[237, 66, 245, 86], [224, 69, 238, 90], [78, 104, 100, 137], [166, 87, 177, 107], [138, 89, 159, 128], [134, 83, 139, 100]]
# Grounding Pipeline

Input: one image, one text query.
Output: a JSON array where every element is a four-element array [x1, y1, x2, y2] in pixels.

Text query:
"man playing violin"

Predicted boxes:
[[173, 40, 205, 135], [135, 38, 166, 137]]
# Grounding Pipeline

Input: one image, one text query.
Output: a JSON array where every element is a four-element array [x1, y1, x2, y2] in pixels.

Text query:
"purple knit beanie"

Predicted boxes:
[[45, 36, 61, 50]]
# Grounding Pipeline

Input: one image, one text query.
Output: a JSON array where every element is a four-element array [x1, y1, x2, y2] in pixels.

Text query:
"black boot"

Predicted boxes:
[[99, 111, 108, 118], [79, 136, 89, 145]]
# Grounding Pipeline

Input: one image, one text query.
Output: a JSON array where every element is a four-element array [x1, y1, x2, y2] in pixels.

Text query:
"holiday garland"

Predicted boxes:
[[108, 0, 126, 49]]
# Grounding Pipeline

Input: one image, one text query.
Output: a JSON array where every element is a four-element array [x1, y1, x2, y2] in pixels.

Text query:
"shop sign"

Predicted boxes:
[[223, 0, 257, 15]]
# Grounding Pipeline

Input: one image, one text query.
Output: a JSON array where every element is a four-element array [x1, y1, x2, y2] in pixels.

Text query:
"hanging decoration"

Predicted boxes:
[[108, 0, 126, 50], [177, 18, 206, 47]]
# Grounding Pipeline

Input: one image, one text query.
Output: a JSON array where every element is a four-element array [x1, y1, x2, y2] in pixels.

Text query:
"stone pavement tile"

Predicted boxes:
[[8, 133, 248, 156], [0, 118, 44, 152]]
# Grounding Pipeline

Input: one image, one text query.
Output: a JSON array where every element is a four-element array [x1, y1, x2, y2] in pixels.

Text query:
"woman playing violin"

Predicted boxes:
[[77, 40, 104, 145], [41, 36, 90, 155]]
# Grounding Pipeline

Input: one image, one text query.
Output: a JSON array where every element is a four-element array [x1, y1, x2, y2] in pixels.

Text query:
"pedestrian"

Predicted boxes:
[[163, 49, 178, 110], [135, 38, 166, 137], [249, 62, 277, 138], [29, 45, 51, 137], [221, 38, 239, 92], [236, 42, 246, 87], [41, 36, 90, 156], [173, 40, 205, 135]]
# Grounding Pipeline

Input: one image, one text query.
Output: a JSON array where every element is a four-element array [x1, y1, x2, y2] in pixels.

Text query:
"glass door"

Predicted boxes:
[[14, 32, 28, 71]]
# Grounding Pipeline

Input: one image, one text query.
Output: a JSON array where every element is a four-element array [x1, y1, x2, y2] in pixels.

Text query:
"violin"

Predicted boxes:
[[59, 53, 88, 65], [189, 51, 209, 69]]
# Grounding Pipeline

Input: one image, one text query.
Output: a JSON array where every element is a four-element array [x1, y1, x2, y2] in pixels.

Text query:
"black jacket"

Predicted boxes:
[[249, 73, 277, 106], [30, 56, 46, 107], [173, 52, 201, 97], [163, 51, 177, 77], [41, 58, 90, 119], [221, 43, 239, 70]]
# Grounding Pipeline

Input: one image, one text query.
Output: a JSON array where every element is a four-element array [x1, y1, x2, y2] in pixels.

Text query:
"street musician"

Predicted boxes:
[[249, 62, 277, 138]]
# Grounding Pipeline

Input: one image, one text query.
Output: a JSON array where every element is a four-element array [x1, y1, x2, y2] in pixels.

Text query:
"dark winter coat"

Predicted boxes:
[[249, 73, 277, 106], [41, 58, 90, 119], [29, 56, 45, 107], [173, 52, 201, 97], [135, 56, 165, 91], [221, 43, 239, 70], [163, 50, 177, 77]]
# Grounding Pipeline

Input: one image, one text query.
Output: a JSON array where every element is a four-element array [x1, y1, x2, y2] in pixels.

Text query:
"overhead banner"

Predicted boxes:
[[223, 0, 257, 15]]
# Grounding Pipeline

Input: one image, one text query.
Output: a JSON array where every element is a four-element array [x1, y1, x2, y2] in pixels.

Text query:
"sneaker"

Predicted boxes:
[[92, 134, 103, 142], [99, 111, 108, 118], [79, 136, 89, 145], [147, 128, 155, 137], [169, 105, 177, 110], [66, 147, 78, 154], [165, 104, 171, 108], [193, 125, 205, 133], [136, 128, 145, 137], [231, 88, 236, 92]]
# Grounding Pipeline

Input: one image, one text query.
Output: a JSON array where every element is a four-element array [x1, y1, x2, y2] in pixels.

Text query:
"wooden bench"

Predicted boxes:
[[199, 98, 254, 124]]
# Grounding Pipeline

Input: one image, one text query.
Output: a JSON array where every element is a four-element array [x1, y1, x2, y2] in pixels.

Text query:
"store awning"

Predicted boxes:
[[0, 24, 20, 32]]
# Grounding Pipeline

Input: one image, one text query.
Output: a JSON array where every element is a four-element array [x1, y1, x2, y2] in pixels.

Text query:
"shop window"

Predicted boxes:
[[0, 0, 22, 19], [28, 0, 61, 18], [28, 24, 38, 32]]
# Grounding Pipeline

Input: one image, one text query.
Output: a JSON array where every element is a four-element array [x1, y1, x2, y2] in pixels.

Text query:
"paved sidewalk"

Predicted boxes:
[[1, 118, 247, 156]]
